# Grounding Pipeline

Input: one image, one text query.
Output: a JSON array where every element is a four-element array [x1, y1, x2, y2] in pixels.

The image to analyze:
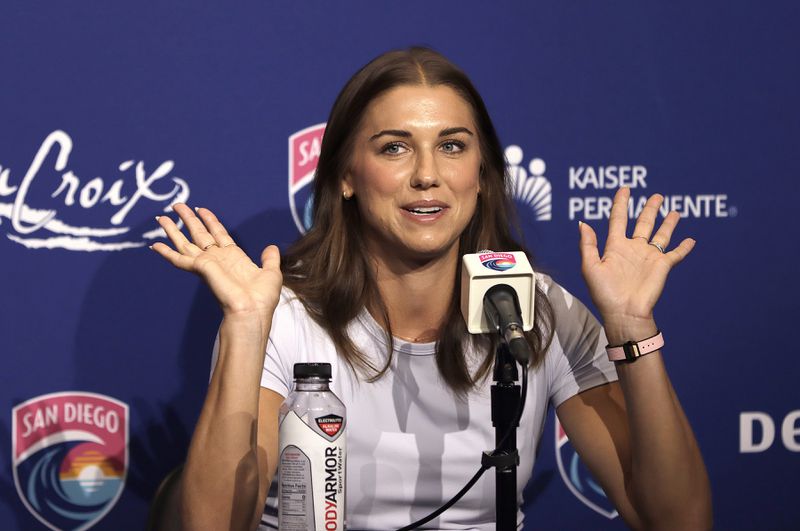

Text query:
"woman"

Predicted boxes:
[[152, 47, 712, 530]]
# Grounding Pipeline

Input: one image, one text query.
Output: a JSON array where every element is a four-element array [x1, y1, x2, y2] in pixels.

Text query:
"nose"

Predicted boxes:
[[410, 150, 440, 190]]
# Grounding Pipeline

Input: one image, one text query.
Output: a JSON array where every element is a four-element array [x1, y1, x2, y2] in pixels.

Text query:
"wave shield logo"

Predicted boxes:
[[479, 251, 516, 271], [288, 123, 326, 234], [555, 417, 618, 519], [505, 145, 551, 221], [12, 392, 129, 530], [315, 414, 344, 438]]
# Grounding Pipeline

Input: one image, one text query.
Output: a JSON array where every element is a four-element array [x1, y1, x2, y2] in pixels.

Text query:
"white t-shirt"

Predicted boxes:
[[212, 275, 618, 530]]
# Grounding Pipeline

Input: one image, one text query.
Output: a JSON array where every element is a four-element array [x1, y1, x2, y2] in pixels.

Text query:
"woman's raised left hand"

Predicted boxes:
[[578, 187, 695, 341]]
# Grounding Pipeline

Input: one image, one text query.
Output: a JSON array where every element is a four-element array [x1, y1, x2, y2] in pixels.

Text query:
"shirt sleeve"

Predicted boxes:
[[541, 276, 619, 409]]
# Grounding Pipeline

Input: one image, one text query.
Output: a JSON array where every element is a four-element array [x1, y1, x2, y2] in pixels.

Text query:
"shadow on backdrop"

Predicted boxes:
[[70, 206, 298, 528]]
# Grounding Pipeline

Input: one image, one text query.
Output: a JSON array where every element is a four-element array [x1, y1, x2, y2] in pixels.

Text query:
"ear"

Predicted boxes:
[[341, 175, 354, 199]]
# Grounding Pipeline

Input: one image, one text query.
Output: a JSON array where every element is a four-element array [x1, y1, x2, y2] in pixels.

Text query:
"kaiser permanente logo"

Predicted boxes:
[[566, 164, 734, 220], [0, 130, 191, 251], [506, 144, 735, 222], [505, 146, 552, 221]]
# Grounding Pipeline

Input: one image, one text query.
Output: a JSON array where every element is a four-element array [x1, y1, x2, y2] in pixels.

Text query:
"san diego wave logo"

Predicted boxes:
[[12, 392, 129, 530], [479, 252, 516, 271], [555, 416, 618, 519], [288, 123, 326, 234]]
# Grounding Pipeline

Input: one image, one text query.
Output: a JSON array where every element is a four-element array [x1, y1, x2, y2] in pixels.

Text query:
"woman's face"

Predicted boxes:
[[345, 84, 482, 264]]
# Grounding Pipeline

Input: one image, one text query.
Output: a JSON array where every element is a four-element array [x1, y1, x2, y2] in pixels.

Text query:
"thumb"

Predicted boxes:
[[260, 244, 281, 271], [578, 221, 601, 270]]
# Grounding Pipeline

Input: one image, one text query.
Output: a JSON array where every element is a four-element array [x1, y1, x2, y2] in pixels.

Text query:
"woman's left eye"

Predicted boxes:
[[440, 140, 465, 153]]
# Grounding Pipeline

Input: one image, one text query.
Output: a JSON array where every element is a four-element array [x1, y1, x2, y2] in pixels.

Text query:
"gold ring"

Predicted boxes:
[[202, 243, 218, 251]]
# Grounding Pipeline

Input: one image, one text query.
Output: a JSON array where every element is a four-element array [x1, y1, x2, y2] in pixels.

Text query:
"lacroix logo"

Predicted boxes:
[[479, 252, 516, 271], [0, 130, 191, 251], [288, 123, 326, 234], [12, 392, 129, 531], [555, 417, 617, 519]]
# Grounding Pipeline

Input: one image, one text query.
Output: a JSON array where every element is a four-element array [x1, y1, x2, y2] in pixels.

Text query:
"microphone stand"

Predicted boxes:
[[483, 342, 521, 530], [397, 339, 527, 531]]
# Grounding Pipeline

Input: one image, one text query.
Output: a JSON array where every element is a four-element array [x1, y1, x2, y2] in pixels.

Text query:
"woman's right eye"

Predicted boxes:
[[380, 142, 408, 155]]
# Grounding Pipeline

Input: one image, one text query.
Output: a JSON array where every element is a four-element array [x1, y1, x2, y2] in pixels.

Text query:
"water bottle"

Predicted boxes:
[[278, 362, 346, 530]]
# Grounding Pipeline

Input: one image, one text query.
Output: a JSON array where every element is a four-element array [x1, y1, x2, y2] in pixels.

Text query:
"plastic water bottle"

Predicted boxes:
[[278, 362, 346, 530]]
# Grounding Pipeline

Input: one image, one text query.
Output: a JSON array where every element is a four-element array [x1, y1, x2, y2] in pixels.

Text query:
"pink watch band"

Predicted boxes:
[[606, 331, 664, 362]]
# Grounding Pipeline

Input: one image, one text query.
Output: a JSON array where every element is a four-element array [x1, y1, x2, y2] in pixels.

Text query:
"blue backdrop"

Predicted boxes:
[[1, 2, 798, 529]]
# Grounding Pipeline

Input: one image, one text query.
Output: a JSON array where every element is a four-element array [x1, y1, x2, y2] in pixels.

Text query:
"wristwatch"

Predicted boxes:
[[606, 331, 664, 362]]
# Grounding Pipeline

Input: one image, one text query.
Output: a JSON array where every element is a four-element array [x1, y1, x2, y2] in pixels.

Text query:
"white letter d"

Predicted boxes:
[[740, 411, 775, 453]]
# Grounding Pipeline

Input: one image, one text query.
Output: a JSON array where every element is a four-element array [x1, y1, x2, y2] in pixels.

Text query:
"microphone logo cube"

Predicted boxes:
[[478, 252, 517, 271], [461, 251, 535, 334]]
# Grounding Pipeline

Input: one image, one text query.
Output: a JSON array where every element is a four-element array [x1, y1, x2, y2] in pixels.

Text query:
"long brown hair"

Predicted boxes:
[[282, 47, 554, 393]]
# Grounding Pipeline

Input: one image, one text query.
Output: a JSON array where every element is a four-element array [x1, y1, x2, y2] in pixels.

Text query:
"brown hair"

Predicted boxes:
[[282, 47, 554, 393]]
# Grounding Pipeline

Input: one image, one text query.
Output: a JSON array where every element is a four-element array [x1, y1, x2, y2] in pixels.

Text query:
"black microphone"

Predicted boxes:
[[483, 284, 531, 366]]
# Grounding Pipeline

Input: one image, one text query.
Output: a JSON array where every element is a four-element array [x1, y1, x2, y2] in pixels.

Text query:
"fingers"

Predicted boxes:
[[578, 221, 601, 270], [666, 237, 696, 266], [607, 187, 631, 241], [643, 205, 693, 265], [172, 203, 217, 250], [260, 245, 281, 271], [161, 203, 237, 248], [650, 210, 680, 249], [156, 212, 201, 256], [628, 194, 687, 258], [150, 240, 196, 270], [631, 194, 664, 241], [153, 203, 239, 263], [196, 207, 236, 248]]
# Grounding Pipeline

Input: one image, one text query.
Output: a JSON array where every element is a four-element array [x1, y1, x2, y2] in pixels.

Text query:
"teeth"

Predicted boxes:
[[408, 207, 442, 214]]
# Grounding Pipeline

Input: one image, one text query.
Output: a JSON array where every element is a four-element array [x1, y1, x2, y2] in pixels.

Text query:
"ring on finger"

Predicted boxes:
[[202, 243, 218, 251], [222, 242, 237, 248], [649, 241, 665, 253], [633, 236, 649, 242]]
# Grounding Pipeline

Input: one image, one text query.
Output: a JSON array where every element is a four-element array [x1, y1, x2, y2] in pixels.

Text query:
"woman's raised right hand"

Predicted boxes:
[[151, 203, 283, 325]]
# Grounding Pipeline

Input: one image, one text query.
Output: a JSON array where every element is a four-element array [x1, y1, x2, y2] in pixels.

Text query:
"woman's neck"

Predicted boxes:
[[367, 246, 459, 343]]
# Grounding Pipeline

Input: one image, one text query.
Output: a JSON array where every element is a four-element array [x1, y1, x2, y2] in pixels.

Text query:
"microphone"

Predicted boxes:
[[460, 251, 535, 365]]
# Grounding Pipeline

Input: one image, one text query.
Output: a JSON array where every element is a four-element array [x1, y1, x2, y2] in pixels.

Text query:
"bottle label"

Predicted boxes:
[[315, 414, 344, 438], [279, 411, 345, 530]]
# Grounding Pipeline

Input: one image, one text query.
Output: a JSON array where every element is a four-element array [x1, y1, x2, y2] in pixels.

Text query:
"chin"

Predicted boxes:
[[398, 239, 459, 262], [365, 225, 461, 264]]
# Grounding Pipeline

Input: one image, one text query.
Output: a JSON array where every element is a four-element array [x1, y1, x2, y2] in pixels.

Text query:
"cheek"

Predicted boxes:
[[351, 166, 400, 226], [447, 167, 481, 197], [441, 151, 481, 186], [353, 158, 409, 196]]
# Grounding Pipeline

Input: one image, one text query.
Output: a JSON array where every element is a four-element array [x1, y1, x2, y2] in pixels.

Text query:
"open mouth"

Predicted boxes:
[[404, 206, 444, 215]]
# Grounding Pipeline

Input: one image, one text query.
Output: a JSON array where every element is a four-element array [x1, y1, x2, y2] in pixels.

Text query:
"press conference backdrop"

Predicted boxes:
[[1, 2, 798, 530]]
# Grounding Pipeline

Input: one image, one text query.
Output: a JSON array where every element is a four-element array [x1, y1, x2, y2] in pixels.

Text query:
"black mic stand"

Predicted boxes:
[[482, 342, 521, 530]]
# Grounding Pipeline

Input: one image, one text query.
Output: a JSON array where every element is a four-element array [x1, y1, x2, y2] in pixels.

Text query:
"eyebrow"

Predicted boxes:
[[369, 126, 474, 142]]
